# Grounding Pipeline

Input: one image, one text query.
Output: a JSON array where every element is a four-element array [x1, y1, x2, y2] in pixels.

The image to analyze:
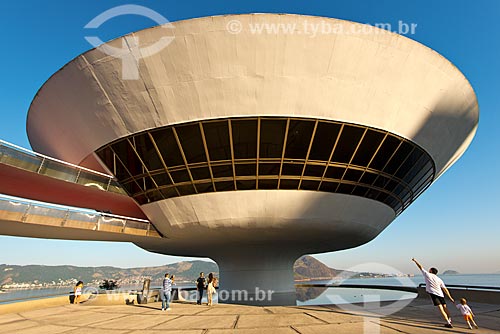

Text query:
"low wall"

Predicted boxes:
[[0, 294, 90, 315], [417, 287, 500, 305], [80, 292, 139, 306], [0, 292, 141, 314]]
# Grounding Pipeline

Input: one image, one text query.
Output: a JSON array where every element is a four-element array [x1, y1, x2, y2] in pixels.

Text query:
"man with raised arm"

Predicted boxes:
[[412, 258, 455, 328]]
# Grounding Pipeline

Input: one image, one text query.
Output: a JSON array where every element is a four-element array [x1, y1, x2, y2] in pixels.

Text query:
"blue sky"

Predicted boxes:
[[0, 0, 498, 275]]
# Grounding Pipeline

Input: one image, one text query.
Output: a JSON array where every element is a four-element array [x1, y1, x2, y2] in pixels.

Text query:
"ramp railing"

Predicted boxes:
[[0, 195, 160, 238], [0, 139, 125, 194]]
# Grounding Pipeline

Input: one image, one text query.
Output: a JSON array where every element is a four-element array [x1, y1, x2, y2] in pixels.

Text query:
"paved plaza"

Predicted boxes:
[[0, 297, 499, 333]]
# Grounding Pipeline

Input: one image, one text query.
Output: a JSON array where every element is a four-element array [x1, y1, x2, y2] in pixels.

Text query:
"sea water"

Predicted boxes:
[[296, 274, 500, 306], [312, 274, 500, 288]]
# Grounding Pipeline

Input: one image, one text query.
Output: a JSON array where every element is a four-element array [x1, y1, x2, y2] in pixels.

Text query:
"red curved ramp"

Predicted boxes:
[[0, 163, 146, 219]]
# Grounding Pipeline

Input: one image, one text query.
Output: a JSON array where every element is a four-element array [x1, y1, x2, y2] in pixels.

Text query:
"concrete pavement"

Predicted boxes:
[[0, 297, 499, 333]]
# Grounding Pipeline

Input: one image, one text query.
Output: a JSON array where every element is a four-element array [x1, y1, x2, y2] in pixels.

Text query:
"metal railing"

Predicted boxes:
[[418, 283, 500, 292], [296, 283, 418, 293], [0, 139, 126, 195], [0, 195, 160, 238]]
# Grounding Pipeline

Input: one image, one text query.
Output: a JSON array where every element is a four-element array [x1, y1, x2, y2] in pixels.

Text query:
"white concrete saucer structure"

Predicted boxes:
[[14, 14, 480, 305]]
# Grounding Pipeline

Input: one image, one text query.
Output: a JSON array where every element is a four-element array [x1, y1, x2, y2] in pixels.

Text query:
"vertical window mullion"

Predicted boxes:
[[318, 123, 344, 190], [277, 119, 291, 189], [298, 120, 319, 189], [199, 122, 216, 192], [171, 127, 198, 194]]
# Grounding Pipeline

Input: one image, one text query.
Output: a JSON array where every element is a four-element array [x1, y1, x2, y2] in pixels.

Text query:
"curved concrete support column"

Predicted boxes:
[[212, 248, 301, 306]]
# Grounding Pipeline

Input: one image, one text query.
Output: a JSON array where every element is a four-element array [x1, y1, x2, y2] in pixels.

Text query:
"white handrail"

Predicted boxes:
[[0, 194, 149, 223], [0, 139, 114, 179]]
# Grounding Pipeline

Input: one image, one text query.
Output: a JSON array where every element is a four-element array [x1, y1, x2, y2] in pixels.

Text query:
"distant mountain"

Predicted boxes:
[[294, 256, 341, 280], [442, 270, 460, 275], [1, 256, 374, 287], [294, 256, 377, 280], [0, 260, 218, 286]]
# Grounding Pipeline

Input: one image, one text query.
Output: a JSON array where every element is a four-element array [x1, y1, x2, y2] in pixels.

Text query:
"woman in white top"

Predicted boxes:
[[207, 273, 217, 306]]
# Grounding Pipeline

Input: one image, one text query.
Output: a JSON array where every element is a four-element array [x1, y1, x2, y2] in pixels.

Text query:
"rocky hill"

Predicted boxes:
[[293, 256, 369, 280], [294, 256, 341, 280]]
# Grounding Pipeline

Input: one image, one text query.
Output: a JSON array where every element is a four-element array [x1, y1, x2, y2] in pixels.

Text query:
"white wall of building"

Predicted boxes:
[[27, 14, 478, 178]]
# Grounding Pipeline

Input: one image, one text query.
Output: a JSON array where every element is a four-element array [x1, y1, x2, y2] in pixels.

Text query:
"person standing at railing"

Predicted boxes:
[[412, 258, 455, 328]]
